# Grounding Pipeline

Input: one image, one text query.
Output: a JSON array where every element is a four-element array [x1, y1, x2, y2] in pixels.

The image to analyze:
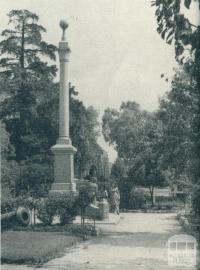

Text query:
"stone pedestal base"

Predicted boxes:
[[50, 143, 77, 194], [50, 182, 77, 194]]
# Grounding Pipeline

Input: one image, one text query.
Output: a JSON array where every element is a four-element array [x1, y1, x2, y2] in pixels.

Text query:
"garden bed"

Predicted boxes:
[[1, 231, 81, 265]]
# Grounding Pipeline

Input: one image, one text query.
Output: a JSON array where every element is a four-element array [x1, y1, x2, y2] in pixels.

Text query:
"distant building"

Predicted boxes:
[[81, 148, 111, 180]]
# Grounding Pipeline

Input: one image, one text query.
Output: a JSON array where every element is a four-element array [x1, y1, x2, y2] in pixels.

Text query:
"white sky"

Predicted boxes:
[[1, 0, 197, 162]]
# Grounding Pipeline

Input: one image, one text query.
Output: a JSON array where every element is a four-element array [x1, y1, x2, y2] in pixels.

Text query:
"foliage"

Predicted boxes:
[[1, 196, 37, 214], [35, 198, 53, 225], [157, 70, 198, 178], [70, 88, 102, 178], [111, 158, 127, 183], [192, 182, 200, 216], [1, 197, 21, 214], [129, 188, 147, 210], [117, 177, 133, 209], [155, 196, 174, 210], [76, 181, 97, 224], [76, 185, 95, 210], [0, 10, 56, 162], [1, 121, 19, 197], [0, 10, 57, 196], [36, 193, 78, 225], [103, 102, 146, 159], [16, 162, 53, 196], [0, 10, 103, 196], [0, 9, 57, 77], [0, 10, 57, 162], [65, 224, 99, 236], [103, 101, 166, 205], [110, 158, 129, 208], [157, 68, 200, 214], [152, 1, 200, 214], [36, 83, 103, 179], [152, 0, 200, 80]]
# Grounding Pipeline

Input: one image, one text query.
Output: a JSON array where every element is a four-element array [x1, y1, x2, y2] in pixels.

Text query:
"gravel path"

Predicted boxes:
[[2, 212, 198, 270]]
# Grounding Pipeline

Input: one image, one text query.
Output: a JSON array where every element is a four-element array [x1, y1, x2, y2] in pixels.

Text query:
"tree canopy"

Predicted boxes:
[[152, 0, 200, 80], [152, 0, 200, 181], [103, 101, 166, 204], [0, 9, 57, 78], [0, 9, 105, 196]]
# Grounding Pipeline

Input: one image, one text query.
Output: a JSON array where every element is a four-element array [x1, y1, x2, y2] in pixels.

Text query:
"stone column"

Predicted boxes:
[[50, 20, 76, 194]]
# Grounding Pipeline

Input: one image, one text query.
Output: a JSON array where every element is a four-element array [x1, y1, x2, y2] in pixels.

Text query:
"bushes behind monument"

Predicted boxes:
[[36, 193, 78, 225], [1, 193, 79, 226], [1, 184, 100, 228], [1, 196, 36, 214]]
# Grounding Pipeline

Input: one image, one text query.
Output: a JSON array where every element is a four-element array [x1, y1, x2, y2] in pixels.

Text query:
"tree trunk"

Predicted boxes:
[[149, 187, 154, 207]]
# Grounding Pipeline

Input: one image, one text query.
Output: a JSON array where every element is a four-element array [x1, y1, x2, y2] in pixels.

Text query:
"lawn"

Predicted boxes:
[[1, 231, 81, 264]]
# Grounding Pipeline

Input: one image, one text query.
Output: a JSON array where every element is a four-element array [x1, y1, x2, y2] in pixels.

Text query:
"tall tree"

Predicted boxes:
[[70, 97, 102, 178], [0, 9, 105, 196], [0, 10, 57, 162], [103, 102, 150, 161], [152, 1, 200, 216], [0, 9, 57, 78], [0, 10, 57, 196], [41, 83, 103, 178], [152, 0, 200, 181], [34, 83, 103, 179], [157, 69, 198, 179], [103, 101, 166, 203]]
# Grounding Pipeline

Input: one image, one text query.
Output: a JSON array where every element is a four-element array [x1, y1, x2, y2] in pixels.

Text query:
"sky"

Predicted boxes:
[[1, 0, 197, 162]]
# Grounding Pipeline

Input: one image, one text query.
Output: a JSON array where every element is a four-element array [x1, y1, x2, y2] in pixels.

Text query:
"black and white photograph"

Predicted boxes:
[[0, 0, 200, 269]]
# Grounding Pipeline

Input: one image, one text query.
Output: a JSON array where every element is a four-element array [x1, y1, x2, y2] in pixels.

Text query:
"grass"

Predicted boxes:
[[1, 231, 81, 265], [8, 223, 99, 236]]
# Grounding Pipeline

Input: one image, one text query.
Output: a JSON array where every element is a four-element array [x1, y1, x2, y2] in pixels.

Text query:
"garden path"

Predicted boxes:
[[2, 212, 198, 270]]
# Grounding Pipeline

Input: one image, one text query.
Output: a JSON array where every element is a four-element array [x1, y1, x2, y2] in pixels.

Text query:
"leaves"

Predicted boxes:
[[0, 9, 57, 77], [152, 0, 199, 80], [103, 101, 165, 191], [184, 0, 192, 8], [175, 44, 184, 56], [0, 9, 104, 196], [166, 29, 174, 44], [8, 9, 39, 24], [157, 69, 198, 178]]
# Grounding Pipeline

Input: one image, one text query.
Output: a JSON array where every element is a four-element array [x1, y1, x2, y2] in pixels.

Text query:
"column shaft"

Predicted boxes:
[[50, 21, 77, 194], [59, 58, 69, 139]]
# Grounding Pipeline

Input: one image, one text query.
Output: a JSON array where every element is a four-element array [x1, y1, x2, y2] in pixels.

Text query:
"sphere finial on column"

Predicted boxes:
[[59, 19, 69, 41]]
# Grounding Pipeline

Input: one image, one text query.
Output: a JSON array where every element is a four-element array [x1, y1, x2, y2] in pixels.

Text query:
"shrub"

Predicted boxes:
[[76, 181, 97, 224], [155, 196, 174, 210], [192, 183, 200, 217], [1, 198, 18, 214], [1, 196, 36, 214], [36, 198, 54, 225], [36, 193, 78, 225], [16, 163, 52, 197], [129, 188, 146, 209], [118, 177, 132, 210]]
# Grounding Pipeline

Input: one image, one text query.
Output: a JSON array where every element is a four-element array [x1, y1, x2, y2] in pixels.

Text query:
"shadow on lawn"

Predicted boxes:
[[95, 230, 180, 249], [1, 231, 82, 265]]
